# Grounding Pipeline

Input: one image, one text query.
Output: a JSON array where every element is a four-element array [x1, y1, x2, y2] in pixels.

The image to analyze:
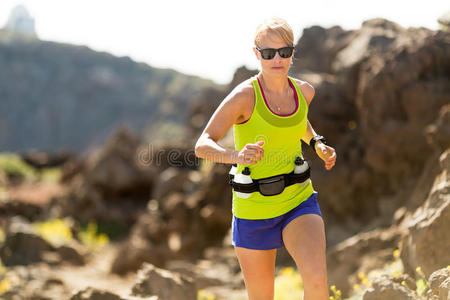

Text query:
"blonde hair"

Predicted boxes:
[[254, 17, 294, 48]]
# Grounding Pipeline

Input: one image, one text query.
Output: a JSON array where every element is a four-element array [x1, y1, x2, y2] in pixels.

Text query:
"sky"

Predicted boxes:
[[0, 0, 448, 84]]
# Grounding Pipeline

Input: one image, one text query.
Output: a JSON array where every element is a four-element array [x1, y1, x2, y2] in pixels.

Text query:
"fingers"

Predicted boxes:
[[243, 149, 263, 162], [244, 144, 264, 158], [238, 145, 264, 165], [325, 151, 336, 170]]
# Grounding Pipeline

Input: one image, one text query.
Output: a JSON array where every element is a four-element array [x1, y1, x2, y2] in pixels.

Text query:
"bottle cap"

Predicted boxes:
[[295, 157, 304, 165], [242, 167, 251, 175]]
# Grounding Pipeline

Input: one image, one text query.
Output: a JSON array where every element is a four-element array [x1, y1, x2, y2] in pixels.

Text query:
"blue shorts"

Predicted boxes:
[[232, 192, 322, 250]]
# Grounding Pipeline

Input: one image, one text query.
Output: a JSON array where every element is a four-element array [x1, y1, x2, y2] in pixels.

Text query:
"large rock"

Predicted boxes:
[[131, 263, 196, 300], [110, 211, 170, 274], [400, 149, 450, 277], [293, 25, 354, 73], [327, 226, 403, 296], [111, 163, 232, 274], [0, 216, 86, 267], [0, 217, 53, 266], [362, 275, 416, 300], [150, 167, 190, 201], [57, 126, 158, 224]]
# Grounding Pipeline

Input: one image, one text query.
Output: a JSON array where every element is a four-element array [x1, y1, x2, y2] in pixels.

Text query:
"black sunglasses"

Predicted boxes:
[[256, 46, 294, 60]]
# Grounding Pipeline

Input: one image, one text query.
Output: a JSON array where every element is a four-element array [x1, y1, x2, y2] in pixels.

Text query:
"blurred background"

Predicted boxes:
[[0, 1, 449, 299]]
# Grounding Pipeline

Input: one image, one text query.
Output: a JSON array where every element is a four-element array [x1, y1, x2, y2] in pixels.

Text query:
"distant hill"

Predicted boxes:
[[0, 29, 220, 153]]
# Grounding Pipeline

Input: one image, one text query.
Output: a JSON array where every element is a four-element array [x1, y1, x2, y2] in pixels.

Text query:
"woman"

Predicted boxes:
[[195, 17, 336, 300]]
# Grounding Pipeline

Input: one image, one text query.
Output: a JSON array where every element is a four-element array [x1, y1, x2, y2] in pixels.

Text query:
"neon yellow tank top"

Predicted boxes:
[[232, 75, 315, 219]]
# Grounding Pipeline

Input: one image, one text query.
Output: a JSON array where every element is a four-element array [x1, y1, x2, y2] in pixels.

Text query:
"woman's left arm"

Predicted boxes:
[[297, 80, 337, 171]]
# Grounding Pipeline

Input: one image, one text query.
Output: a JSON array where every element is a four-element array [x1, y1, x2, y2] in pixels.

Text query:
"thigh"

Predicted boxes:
[[281, 214, 327, 278], [234, 246, 277, 300]]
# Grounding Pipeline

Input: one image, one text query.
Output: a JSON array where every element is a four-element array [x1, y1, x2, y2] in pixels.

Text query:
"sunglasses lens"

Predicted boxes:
[[261, 49, 276, 59], [279, 47, 293, 58]]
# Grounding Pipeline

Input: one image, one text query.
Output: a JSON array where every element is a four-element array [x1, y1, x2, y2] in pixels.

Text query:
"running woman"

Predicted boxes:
[[195, 17, 337, 300]]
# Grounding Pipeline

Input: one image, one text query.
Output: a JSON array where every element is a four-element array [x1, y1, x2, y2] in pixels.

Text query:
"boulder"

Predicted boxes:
[[0, 216, 53, 266], [327, 226, 403, 296], [58, 126, 158, 224], [111, 163, 232, 274], [131, 263, 196, 300], [362, 275, 416, 300], [400, 149, 450, 277]]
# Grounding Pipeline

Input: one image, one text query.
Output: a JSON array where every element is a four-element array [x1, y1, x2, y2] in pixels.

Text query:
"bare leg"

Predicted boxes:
[[282, 214, 329, 300], [234, 246, 277, 300]]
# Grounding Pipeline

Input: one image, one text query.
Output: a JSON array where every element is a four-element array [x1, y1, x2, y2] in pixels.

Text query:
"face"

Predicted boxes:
[[253, 31, 293, 76]]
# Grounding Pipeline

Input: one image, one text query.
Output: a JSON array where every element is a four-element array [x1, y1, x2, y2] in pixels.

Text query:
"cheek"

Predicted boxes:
[[260, 59, 271, 68]]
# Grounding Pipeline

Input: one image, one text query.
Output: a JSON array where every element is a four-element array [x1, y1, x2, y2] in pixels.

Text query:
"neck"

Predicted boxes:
[[257, 71, 289, 94]]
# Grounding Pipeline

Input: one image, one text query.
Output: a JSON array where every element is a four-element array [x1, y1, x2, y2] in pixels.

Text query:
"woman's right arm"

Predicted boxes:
[[194, 84, 264, 165]]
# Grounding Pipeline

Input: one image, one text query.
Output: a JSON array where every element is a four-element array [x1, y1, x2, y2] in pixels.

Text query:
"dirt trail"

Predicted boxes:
[[47, 243, 136, 298]]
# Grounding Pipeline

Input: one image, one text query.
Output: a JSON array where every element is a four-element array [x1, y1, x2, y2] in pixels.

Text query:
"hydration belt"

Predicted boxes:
[[228, 158, 311, 196]]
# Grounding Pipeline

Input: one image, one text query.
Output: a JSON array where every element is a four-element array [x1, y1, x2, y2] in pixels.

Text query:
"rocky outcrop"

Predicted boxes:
[[111, 163, 232, 274], [55, 126, 158, 224], [0, 216, 86, 267], [362, 275, 416, 299], [131, 263, 196, 300], [326, 226, 404, 296], [326, 145, 449, 297], [0, 216, 54, 266], [400, 149, 450, 277]]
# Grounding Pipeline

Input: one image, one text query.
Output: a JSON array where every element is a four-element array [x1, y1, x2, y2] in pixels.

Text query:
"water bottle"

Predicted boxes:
[[233, 167, 253, 198], [228, 163, 237, 184], [229, 164, 237, 179], [294, 157, 310, 186]]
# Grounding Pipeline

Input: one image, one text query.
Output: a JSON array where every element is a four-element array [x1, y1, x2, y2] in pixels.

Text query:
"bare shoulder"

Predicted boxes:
[[228, 78, 254, 103], [225, 78, 255, 123], [292, 77, 315, 106]]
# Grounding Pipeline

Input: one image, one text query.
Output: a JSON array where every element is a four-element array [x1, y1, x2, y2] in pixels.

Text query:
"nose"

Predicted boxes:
[[273, 51, 282, 61]]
